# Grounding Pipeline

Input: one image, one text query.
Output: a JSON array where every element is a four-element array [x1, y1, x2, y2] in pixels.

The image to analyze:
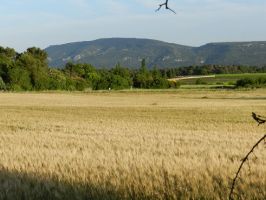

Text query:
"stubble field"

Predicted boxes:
[[0, 89, 265, 200]]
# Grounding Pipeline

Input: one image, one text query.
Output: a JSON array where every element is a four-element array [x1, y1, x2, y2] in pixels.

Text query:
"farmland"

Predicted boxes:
[[175, 73, 266, 87], [0, 90, 265, 199]]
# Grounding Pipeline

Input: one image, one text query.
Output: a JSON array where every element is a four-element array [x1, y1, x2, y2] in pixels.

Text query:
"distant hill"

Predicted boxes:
[[45, 38, 266, 68]]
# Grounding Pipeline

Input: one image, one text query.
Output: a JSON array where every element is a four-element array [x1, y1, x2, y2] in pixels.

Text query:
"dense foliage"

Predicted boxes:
[[1, 46, 266, 91], [236, 77, 266, 88], [0, 47, 179, 91]]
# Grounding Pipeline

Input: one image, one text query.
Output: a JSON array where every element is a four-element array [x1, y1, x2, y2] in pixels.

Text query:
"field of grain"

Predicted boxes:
[[177, 73, 266, 85], [0, 90, 265, 200]]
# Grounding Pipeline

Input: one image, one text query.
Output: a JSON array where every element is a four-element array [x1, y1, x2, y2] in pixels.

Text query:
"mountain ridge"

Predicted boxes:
[[45, 38, 266, 68]]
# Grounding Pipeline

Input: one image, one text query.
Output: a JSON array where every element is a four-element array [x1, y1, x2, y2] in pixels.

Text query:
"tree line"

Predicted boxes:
[[0, 47, 179, 91], [1, 46, 266, 91], [160, 65, 266, 79]]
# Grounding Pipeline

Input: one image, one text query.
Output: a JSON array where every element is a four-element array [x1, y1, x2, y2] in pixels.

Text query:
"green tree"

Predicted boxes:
[[48, 69, 67, 90], [109, 64, 132, 89], [65, 62, 75, 77], [83, 64, 100, 88], [8, 66, 32, 91], [26, 47, 48, 63], [16, 48, 49, 90], [0, 47, 16, 83], [134, 59, 153, 88], [151, 67, 169, 89], [93, 70, 111, 90]]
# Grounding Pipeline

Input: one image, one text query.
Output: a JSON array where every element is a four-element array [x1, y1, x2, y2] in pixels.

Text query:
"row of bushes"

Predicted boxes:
[[0, 46, 179, 91], [236, 77, 266, 88]]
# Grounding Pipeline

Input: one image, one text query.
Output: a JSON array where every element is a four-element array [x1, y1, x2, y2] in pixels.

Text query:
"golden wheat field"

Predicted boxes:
[[0, 89, 265, 200]]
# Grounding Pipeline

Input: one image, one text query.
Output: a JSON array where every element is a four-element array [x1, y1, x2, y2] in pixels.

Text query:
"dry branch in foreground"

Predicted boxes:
[[229, 113, 266, 200], [156, 0, 176, 14]]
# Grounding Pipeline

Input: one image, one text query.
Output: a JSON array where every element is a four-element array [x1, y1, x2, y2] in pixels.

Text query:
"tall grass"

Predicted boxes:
[[0, 90, 265, 199]]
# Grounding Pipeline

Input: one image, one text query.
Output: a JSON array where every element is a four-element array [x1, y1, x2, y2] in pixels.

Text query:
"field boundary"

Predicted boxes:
[[168, 75, 216, 82]]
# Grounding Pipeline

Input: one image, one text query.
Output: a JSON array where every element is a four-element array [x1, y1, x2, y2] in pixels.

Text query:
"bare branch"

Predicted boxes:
[[156, 0, 176, 14], [229, 112, 266, 200]]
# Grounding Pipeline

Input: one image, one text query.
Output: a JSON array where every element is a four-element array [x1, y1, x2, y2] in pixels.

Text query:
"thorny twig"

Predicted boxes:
[[229, 113, 266, 200], [156, 0, 176, 14]]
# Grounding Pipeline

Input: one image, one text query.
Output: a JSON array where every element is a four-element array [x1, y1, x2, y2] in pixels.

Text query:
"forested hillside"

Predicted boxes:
[[45, 38, 266, 68]]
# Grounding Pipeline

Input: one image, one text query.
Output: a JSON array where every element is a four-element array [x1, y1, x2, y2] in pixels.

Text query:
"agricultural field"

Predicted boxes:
[[175, 73, 266, 88], [0, 90, 265, 199]]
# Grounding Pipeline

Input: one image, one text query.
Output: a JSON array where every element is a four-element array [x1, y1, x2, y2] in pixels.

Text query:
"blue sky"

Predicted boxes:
[[1, 0, 266, 52]]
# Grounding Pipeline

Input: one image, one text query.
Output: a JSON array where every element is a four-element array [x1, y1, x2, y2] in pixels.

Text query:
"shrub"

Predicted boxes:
[[236, 78, 254, 88], [236, 77, 266, 88], [195, 79, 207, 85], [168, 81, 181, 89]]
